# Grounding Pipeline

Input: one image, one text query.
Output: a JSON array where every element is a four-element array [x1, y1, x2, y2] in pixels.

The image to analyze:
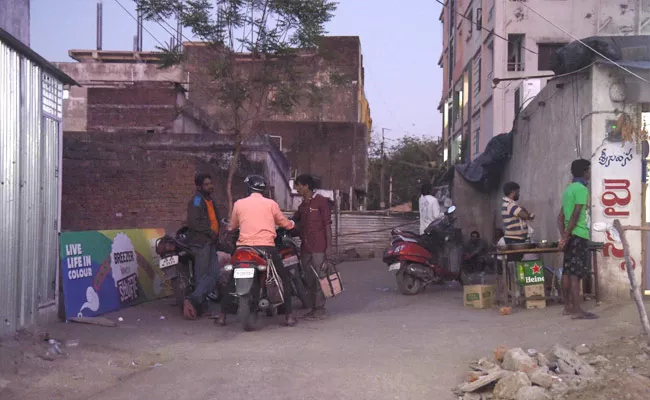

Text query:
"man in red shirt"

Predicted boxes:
[[293, 174, 333, 320]]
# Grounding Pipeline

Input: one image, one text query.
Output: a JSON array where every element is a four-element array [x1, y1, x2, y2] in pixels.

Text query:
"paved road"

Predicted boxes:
[[18, 259, 644, 400]]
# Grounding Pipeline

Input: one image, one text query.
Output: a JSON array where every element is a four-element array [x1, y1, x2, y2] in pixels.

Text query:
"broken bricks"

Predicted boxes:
[[454, 342, 605, 400], [493, 372, 531, 399], [502, 348, 538, 374]]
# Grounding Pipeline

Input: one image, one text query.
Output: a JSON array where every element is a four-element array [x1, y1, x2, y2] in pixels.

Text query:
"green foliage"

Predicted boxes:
[[366, 135, 443, 210]]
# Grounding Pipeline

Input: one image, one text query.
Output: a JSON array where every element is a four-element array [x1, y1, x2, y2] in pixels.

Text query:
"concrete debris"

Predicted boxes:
[[514, 386, 551, 400], [502, 348, 538, 373], [453, 340, 615, 400], [493, 372, 531, 399], [586, 354, 610, 366], [574, 344, 591, 355], [536, 352, 551, 368], [456, 370, 508, 393], [528, 367, 558, 389], [552, 344, 597, 376]]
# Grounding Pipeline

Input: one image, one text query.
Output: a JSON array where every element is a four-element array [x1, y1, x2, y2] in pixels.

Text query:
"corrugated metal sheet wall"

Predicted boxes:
[[284, 211, 418, 258], [335, 213, 419, 258], [0, 39, 62, 336]]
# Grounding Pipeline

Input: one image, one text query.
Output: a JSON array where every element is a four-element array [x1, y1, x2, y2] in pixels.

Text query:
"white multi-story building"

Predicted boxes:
[[439, 0, 650, 162]]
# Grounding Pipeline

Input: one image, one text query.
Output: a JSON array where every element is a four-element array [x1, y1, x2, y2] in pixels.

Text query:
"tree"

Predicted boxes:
[[136, 0, 337, 213], [367, 135, 443, 210]]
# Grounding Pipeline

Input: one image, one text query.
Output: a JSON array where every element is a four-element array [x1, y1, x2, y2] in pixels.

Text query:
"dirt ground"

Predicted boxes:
[[0, 259, 648, 400], [563, 335, 650, 400]]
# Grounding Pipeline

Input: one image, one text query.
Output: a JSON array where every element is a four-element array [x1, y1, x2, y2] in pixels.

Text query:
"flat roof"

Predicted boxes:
[[0, 27, 78, 86]]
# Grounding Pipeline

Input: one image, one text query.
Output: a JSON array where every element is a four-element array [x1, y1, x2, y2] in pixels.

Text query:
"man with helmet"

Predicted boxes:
[[216, 175, 298, 327], [183, 173, 222, 320]]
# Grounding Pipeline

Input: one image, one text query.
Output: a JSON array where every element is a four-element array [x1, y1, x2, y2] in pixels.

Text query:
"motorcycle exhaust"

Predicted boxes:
[[258, 299, 270, 310]]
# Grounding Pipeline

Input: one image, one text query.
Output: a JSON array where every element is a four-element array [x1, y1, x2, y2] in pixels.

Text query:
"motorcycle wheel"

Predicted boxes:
[[293, 275, 312, 309], [238, 294, 259, 331], [396, 270, 423, 295]]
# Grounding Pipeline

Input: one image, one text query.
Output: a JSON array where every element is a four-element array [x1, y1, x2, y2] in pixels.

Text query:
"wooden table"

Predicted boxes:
[[494, 247, 563, 307], [493, 246, 602, 307]]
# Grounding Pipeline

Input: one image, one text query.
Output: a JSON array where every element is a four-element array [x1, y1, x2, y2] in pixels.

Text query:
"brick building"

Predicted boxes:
[[62, 133, 291, 233], [56, 36, 372, 227]]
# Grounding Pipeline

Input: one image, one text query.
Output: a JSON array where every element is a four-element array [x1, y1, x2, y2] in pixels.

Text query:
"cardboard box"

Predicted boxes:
[[464, 285, 496, 309], [526, 299, 547, 310], [524, 284, 545, 298], [517, 260, 545, 286]]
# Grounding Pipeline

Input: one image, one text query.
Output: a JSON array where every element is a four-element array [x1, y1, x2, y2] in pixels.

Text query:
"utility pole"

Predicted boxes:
[[379, 128, 386, 209], [388, 175, 393, 215]]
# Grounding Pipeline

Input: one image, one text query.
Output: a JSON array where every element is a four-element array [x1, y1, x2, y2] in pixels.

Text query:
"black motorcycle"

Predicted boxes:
[[155, 227, 223, 314]]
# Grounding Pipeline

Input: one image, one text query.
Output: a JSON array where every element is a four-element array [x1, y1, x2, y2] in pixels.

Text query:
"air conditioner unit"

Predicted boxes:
[[517, 79, 541, 109]]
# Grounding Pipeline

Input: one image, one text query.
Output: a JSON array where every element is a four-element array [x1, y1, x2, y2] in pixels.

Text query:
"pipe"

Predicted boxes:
[[137, 9, 144, 51], [96, 1, 103, 51]]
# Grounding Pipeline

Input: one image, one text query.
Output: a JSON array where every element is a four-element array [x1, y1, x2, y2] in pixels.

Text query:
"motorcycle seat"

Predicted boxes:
[[235, 246, 269, 259]]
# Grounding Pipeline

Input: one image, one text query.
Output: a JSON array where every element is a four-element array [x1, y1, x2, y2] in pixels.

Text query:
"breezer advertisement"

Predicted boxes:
[[60, 229, 172, 319]]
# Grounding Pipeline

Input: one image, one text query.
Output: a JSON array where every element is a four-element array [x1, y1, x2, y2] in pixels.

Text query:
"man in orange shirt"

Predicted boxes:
[[216, 175, 298, 327], [184, 173, 221, 320]]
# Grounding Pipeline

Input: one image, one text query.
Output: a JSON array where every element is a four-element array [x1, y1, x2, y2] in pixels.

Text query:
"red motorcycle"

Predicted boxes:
[[382, 206, 463, 295]]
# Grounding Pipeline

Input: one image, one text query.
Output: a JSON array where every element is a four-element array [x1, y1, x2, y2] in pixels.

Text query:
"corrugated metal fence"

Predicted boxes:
[[0, 40, 62, 336], [284, 210, 419, 259], [334, 212, 419, 258]]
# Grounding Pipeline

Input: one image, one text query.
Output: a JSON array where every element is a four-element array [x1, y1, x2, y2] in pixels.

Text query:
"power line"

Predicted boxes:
[[517, 1, 649, 84], [434, 0, 538, 55], [112, 0, 166, 47]]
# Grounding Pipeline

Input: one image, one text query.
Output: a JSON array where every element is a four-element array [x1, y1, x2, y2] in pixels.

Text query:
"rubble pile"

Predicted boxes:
[[453, 337, 650, 400]]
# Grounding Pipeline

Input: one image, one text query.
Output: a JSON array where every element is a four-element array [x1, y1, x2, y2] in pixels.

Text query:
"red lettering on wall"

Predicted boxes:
[[600, 178, 635, 271]]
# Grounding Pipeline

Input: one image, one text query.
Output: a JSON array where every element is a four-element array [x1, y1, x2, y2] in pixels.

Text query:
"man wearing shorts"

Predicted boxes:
[[557, 159, 597, 319]]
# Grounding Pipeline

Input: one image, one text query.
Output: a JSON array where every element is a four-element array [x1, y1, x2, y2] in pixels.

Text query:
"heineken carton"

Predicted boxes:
[[463, 284, 496, 309], [517, 259, 545, 286]]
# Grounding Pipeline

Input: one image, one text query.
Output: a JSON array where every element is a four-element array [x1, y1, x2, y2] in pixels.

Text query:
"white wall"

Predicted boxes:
[[589, 65, 644, 300]]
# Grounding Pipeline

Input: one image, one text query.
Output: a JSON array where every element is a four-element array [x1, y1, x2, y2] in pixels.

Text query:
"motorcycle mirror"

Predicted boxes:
[[446, 205, 457, 214]]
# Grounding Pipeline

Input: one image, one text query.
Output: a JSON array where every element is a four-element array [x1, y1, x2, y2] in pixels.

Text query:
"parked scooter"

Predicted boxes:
[[382, 206, 463, 295]]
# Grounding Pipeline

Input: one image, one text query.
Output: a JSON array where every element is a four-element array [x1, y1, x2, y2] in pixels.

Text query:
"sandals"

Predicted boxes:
[[571, 312, 599, 320]]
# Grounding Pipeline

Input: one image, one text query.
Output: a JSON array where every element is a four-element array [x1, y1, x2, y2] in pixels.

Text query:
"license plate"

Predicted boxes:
[[388, 262, 401, 272], [160, 255, 179, 269], [283, 255, 299, 266], [234, 268, 255, 279]]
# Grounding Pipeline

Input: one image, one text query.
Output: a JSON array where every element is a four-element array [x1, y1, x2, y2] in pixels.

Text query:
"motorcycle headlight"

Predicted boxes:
[[223, 264, 233, 271]]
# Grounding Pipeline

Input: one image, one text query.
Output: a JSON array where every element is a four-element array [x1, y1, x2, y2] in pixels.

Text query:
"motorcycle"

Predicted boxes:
[[155, 227, 223, 314], [382, 205, 463, 295], [275, 227, 312, 310], [221, 225, 311, 331]]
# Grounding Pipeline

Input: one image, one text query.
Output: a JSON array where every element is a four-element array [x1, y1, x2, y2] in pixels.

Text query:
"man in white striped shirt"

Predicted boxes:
[[501, 182, 535, 252]]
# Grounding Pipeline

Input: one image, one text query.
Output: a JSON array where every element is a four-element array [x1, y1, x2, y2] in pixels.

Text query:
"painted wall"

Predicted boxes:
[[589, 65, 644, 300]]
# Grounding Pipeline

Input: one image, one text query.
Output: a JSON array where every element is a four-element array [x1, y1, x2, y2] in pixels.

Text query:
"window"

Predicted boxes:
[[473, 128, 480, 155], [473, 56, 481, 98], [465, 5, 473, 39], [537, 43, 566, 71], [507, 34, 525, 72], [514, 88, 521, 116], [476, 8, 483, 30]]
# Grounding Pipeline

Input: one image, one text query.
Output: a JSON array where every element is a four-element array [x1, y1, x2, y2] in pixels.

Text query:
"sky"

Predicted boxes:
[[30, 0, 443, 143]]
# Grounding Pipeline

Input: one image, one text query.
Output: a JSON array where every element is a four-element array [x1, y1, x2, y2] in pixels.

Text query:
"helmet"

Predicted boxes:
[[244, 175, 267, 193]]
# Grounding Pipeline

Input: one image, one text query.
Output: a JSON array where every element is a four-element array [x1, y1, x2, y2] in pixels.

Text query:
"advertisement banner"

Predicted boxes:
[[60, 229, 172, 319]]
